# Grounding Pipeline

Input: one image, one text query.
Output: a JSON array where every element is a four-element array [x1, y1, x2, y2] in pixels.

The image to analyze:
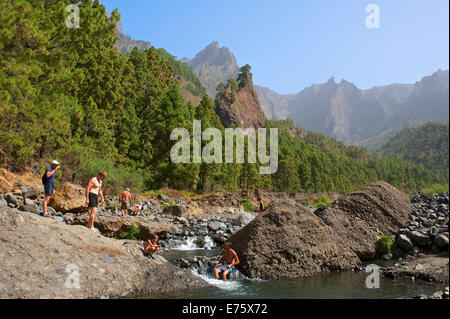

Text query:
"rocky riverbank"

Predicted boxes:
[[0, 207, 208, 298], [0, 180, 448, 298]]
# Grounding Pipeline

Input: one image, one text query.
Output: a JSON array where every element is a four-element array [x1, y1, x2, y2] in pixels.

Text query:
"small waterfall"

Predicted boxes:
[[172, 236, 199, 250], [172, 235, 217, 250], [189, 269, 245, 291], [203, 235, 214, 249]]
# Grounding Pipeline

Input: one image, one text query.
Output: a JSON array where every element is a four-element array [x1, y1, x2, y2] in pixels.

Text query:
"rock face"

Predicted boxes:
[[0, 207, 207, 298], [314, 181, 412, 260], [228, 200, 360, 279], [215, 71, 266, 129], [69, 214, 178, 240], [49, 183, 87, 213]]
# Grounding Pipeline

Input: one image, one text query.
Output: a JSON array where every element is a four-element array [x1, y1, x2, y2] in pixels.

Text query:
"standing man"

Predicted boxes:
[[85, 171, 107, 231], [119, 188, 133, 217], [40, 160, 60, 217]]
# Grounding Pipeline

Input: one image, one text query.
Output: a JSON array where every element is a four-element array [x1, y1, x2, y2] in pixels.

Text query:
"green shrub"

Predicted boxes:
[[311, 196, 334, 207], [301, 198, 311, 206], [119, 224, 142, 240], [243, 200, 255, 212], [421, 184, 449, 197], [376, 235, 393, 257]]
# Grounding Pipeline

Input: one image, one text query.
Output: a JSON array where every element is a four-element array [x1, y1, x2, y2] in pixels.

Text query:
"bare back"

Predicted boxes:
[[120, 191, 131, 201]]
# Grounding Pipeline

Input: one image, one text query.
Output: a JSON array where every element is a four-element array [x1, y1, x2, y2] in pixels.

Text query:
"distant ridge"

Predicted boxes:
[[256, 70, 449, 147]]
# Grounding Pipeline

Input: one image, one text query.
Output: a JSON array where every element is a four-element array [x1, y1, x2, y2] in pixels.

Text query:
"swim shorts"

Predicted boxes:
[[44, 183, 54, 196], [88, 193, 98, 208], [121, 200, 128, 210], [218, 264, 234, 278]]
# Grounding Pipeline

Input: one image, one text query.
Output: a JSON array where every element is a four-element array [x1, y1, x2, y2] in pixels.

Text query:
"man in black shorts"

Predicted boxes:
[[85, 171, 107, 231]]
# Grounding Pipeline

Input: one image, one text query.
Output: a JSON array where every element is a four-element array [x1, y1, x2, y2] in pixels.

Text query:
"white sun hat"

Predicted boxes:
[[52, 160, 60, 165]]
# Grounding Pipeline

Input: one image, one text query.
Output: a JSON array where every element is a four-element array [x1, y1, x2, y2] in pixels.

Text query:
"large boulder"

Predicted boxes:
[[233, 212, 255, 227], [162, 205, 189, 218], [434, 235, 449, 249], [70, 214, 178, 240], [22, 188, 39, 200], [228, 200, 360, 280], [409, 230, 430, 247], [0, 207, 207, 298], [49, 183, 87, 213], [314, 181, 412, 260], [18, 203, 39, 214], [396, 234, 414, 251]]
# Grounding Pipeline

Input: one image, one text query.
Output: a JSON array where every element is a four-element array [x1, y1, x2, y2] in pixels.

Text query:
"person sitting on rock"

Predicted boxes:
[[119, 188, 132, 217], [144, 235, 161, 260], [214, 242, 240, 282]]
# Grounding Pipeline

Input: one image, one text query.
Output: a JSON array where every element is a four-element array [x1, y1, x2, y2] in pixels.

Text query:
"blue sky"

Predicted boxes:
[[102, 0, 449, 94]]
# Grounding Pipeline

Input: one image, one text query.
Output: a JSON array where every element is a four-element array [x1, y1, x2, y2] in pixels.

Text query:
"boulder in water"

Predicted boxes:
[[228, 200, 360, 279], [315, 181, 412, 260]]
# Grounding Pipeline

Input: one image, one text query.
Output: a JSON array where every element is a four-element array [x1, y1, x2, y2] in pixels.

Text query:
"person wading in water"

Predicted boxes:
[[214, 242, 240, 282], [85, 171, 107, 231]]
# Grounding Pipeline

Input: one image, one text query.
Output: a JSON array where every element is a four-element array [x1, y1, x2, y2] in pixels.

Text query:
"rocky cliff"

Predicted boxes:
[[215, 71, 266, 128]]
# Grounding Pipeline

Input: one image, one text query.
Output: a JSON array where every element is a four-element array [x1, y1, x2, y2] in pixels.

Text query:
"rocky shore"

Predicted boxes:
[[0, 180, 448, 298]]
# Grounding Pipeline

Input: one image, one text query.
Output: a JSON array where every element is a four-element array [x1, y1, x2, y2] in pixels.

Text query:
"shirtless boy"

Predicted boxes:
[[119, 188, 132, 217], [85, 171, 107, 231], [144, 235, 161, 259], [214, 242, 240, 282]]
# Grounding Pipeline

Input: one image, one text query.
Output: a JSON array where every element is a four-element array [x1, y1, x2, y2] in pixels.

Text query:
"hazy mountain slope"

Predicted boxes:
[[256, 70, 449, 147], [378, 121, 449, 181]]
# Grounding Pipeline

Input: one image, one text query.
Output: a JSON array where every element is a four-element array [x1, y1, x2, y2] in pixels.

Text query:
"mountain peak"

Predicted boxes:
[[207, 41, 220, 49], [186, 41, 240, 97]]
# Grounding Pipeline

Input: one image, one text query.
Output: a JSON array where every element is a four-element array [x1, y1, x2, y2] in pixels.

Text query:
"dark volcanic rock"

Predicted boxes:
[[228, 200, 360, 279], [315, 181, 412, 260]]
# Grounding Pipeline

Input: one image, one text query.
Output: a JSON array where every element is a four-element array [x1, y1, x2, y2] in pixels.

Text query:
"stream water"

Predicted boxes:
[[157, 239, 445, 299]]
